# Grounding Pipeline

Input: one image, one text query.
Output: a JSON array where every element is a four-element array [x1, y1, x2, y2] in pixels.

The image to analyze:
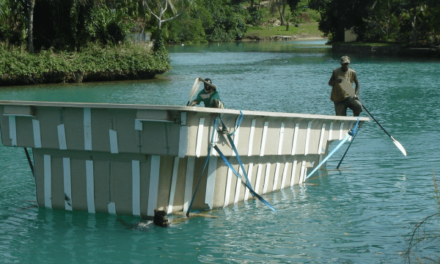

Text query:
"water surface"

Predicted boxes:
[[0, 41, 439, 263]]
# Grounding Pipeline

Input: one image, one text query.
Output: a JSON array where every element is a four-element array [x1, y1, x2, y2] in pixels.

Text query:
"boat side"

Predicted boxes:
[[0, 101, 368, 218]]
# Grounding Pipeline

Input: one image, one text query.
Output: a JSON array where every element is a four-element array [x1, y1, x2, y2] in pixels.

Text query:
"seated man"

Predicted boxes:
[[189, 78, 224, 109]]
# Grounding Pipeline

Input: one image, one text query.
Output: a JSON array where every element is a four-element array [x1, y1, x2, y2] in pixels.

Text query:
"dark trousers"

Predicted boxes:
[[334, 96, 363, 116]]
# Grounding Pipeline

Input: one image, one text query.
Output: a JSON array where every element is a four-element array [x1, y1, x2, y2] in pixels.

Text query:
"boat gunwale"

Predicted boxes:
[[0, 100, 369, 122]]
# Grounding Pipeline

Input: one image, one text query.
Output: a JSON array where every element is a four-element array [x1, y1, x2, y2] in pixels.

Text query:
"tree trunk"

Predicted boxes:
[[412, 15, 418, 46], [250, 0, 254, 8], [276, 0, 286, 25], [138, 0, 145, 18], [27, 0, 36, 53]]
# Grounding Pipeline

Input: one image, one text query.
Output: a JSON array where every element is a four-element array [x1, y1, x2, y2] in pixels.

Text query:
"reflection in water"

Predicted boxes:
[[0, 40, 439, 263]]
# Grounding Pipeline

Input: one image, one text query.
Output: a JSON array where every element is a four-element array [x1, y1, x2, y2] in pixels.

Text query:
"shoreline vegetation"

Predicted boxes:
[[0, 43, 170, 86], [332, 42, 440, 58], [1, 0, 439, 86]]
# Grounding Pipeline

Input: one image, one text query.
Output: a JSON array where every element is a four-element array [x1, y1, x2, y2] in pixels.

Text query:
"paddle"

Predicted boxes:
[[336, 126, 360, 169], [187, 77, 201, 105], [306, 118, 360, 181], [362, 104, 407, 156], [24, 148, 34, 177]]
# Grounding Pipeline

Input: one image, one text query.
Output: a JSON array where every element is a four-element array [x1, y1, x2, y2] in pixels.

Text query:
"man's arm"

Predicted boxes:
[[328, 71, 342, 86], [188, 99, 199, 106], [198, 77, 217, 90], [353, 73, 360, 97]]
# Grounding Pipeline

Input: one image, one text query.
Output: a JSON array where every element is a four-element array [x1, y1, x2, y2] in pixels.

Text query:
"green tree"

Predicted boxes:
[[284, 10, 291, 31], [362, 0, 401, 41], [309, 0, 378, 42], [143, 0, 193, 50]]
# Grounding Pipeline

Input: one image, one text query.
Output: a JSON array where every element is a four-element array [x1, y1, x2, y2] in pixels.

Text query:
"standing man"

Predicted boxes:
[[328, 56, 362, 116], [189, 78, 224, 109]]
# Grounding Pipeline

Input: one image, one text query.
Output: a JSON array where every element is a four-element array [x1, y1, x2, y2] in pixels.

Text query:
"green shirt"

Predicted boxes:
[[195, 89, 222, 108]]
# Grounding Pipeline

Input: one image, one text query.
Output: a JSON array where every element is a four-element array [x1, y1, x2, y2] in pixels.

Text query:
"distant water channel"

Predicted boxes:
[[1, 40, 439, 263]]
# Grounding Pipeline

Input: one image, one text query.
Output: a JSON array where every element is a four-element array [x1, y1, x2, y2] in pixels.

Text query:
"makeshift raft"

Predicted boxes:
[[0, 101, 368, 218]]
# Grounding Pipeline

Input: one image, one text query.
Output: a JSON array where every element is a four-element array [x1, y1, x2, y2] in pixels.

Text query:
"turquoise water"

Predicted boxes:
[[1, 41, 439, 263]]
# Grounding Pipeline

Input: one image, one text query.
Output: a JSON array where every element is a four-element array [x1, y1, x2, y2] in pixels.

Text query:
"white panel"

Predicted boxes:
[[211, 126, 219, 157], [180, 112, 187, 126], [300, 161, 306, 184], [84, 108, 92, 151], [232, 117, 241, 157], [86, 160, 95, 213], [291, 123, 299, 155], [305, 121, 312, 155], [263, 163, 271, 194], [339, 122, 345, 140], [281, 162, 289, 189], [272, 163, 280, 191], [318, 123, 326, 154], [44, 155, 51, 208], [32, 119, 41, 148], [183, 157, 195, 212], [108, 202, 116, 215], [205, 157, 217, 209], [234, 166, 243, 204], [290, 160, 297, 186], [178, 112, 189, 158], [9, 116, 16, 146], [178, 126, 189, 158], [57, 124, 67, 150], [329, 122, 334, 141], [255, 164, 262, 194], [109, 129, 119, 154], [134, 119, 143, 131], [244, 163, 253, 201], [167, 158, 179, 214], [260, 122, 269, 156], [196, 118, 205, 157], [147, 156, 160, 216], [248, 119, 256, 156], [223, 168, 233, 207], [278, 123, 284, 155], [63, 158, 72, 211], [132, 160, 141, 216]]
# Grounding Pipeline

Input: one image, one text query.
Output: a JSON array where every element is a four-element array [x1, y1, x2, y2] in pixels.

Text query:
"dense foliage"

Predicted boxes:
[[165, 0, 250, 43], [309, 0, 440, 45], [0, 0, 317, 50], [0, 42, 170, 84]]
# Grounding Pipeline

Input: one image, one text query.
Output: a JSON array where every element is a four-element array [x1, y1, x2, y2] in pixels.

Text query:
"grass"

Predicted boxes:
[[334, 42, 396, 46], [246, 22, 323, 38]]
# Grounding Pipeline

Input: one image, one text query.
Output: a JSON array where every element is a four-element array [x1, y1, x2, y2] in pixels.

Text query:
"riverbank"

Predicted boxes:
[[332, 42, 440, 58], [244, 22, 325, 42], [0, 43, 171, 86], [242, 34, 325, 41]]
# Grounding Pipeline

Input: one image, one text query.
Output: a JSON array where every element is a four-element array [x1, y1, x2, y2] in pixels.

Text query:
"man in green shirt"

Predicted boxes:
[[189, 78, 224, 109], [328, 56, 362, 116]]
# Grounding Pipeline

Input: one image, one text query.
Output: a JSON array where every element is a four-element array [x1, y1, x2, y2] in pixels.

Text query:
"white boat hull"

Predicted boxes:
[[0, 101, 368, 218]]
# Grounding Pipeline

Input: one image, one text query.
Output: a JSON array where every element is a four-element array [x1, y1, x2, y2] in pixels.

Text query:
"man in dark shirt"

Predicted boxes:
[[189, 78, 224, 109]]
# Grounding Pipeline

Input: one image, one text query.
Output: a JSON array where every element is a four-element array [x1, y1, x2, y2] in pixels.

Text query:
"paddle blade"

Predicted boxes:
[[188, 77, 201, 104], [391, 136, 407, 156]]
